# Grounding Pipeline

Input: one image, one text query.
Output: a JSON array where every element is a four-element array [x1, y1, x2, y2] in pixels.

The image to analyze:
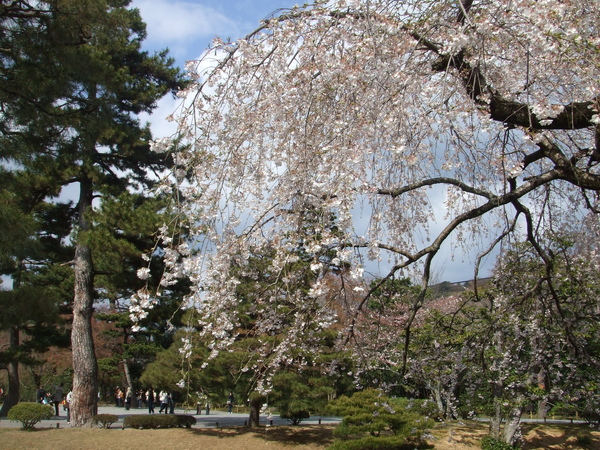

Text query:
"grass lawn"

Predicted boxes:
[[0, 421, 597, 449]]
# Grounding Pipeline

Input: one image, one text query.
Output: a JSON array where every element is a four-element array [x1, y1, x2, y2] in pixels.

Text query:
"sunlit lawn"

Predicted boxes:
[[0, 421, 598, 449]]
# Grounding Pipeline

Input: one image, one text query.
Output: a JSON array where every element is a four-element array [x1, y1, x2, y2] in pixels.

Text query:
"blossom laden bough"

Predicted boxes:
[[133, 0, 600, 385]]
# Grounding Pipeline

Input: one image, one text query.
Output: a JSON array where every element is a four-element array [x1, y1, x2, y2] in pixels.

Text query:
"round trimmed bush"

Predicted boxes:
[[93, 413, 119, 428], [7, 402, 54, 430]]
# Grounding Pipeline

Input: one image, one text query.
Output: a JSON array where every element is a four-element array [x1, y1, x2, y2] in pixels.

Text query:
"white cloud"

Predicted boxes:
[[139, 94, 181, 139], [132, 0, 240, 61]]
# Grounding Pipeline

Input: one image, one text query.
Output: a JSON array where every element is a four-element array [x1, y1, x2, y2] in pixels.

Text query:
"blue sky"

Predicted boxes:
[[132, 0, 300, 67], [131, 0, 303, 142]]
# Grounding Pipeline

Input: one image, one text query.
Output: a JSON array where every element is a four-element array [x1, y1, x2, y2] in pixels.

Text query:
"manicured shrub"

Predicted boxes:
[[7, 402, 54, 430], [93, 414, 119, 428], [123, 414, 196, 429], [325, 389, 434, 450], [280, 409, 310, 425], [330, 435, 430, 449], [480, 436, 519, 450]]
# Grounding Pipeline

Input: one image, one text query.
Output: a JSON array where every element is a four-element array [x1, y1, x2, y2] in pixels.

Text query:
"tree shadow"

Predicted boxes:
[[522, 423, 599, 449], [185, 424, 335, 447], [431, 421, 487, 448]]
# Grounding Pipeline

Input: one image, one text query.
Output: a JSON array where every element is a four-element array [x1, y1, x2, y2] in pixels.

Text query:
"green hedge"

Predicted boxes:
[[93, 414, 119, 428], [123, 414, 196, 429], [7, 403, 54, 430]]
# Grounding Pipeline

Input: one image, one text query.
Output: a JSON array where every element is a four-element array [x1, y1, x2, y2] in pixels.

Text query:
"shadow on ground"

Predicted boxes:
[[522, 423, 598, 449], [184, 424, 335, 447]]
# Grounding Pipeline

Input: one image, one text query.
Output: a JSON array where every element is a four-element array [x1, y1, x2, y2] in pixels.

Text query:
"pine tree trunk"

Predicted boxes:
[[0, 327, 20, 417], [123, 359, 132, 388], [70, 178, 98, 427]]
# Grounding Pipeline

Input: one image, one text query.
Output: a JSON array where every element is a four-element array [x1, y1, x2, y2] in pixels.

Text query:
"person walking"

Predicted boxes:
[[146, 387, 155, 414], [66, 390, 72, 423], [158, 390, 169, 413], [125, 386, 133, 410], [52, 383, 64, 416], [167, 391, 173, 414], [117, 387, 125, 407], [115, 387, 121, 407], [137, 389, 143, 409]]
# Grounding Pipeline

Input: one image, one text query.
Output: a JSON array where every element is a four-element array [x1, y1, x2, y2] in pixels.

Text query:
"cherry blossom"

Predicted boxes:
[[132, 0, 600, 385]]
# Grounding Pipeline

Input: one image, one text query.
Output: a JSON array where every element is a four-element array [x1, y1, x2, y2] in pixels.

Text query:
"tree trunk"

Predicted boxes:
[[0, 327, 20, 417], [488, 384, 503, 440], [248, 397, 262, 428], [70, 178, 98, 427], [537, 398, 548, 421], [429, 380, 445, 419], [122, 326, 132, 388], [489, 404, 502, 440], [536, 369, 547, 420], [502, 406, 523, 446], [123, 359, 132, 388]]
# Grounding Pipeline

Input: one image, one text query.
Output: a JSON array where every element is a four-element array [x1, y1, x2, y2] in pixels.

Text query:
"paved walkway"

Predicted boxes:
[[0, 404, 341, 429]]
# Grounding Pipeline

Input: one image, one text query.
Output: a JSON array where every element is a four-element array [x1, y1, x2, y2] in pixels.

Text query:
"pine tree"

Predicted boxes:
[[0, 0, 186, 426]]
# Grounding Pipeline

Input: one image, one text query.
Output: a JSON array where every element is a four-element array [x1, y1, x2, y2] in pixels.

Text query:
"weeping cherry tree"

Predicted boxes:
[[132, 0, 600, 400]]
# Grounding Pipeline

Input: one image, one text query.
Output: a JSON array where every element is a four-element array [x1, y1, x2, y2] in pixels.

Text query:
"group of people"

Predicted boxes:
[[114, 386, 135, 410], [113, 386, 177, 414], [36, 383, 73, 422], [144, 387, 176, 414]]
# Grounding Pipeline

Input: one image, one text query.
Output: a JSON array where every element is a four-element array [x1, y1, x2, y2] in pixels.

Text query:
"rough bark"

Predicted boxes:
[[248, 397, 262, 428], [429, 380, 445, 418], [70, 177, 98, 427], [537, 399, 548, 421], [488, 384, 503, 440], [123, 359, 132, 388], [0, 327, 20, 417], [503, 406, 523, 446], [537, 369, 548, 420]]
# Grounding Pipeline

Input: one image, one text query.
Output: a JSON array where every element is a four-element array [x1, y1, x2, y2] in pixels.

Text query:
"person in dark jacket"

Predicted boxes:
[[146, 387, 155, 414]]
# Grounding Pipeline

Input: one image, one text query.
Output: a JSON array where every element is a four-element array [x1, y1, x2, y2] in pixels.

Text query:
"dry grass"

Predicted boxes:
[[0, 421, 597, 449], [428, 421, 600, 449], [0, 425, 334, 450]]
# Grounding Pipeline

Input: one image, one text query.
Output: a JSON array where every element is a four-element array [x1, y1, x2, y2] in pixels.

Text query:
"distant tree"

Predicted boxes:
[[402, 231, 600, 446], [140, 241, 354, 427], [0, 167, 73, 416], [350, 277, 423, 391], [91, 191, 189, 391], [270, 339, 355, 424], [485, 235, 600, 441], [0, 175, 37, 276], [0, 285, 68, 416]]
